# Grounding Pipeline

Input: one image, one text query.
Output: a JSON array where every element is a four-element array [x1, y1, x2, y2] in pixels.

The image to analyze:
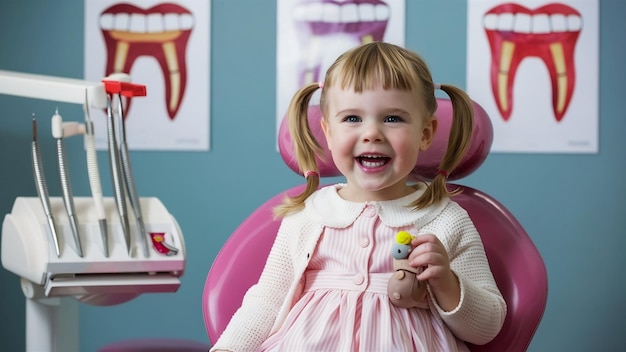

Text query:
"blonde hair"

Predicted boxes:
[[274, 42, 474, 218]]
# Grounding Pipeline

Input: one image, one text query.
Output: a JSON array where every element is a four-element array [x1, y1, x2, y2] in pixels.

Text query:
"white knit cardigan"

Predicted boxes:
[[210, 184, 506, 352]]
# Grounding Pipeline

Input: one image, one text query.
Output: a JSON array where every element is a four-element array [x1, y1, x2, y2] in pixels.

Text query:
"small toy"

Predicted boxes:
[[387, 231, 428, 308]]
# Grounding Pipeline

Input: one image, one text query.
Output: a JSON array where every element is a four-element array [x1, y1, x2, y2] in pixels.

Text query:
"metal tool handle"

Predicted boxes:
[[56, 139, 84, 257], [85, 129, 109, 256], [31, 141, 61, 257], [85, 131, 106, 220], [120, 141, 149, 257], [106, 96, 131, 254]]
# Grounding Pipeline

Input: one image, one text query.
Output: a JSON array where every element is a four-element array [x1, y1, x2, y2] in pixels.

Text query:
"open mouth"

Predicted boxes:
[[357, 154, 390, 169], [292, 0, 390, 85], [483, 3, 582, 121], [99, 3, 193, 120]]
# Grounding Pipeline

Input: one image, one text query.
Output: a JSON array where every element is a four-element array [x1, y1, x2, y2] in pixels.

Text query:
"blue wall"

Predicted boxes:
[[1, 0, 624, 351]]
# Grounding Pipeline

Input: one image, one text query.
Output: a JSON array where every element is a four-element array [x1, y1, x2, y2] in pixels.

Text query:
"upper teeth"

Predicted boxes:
[[292, 2, 389, 23], [484, 13, 582, 33], [100, 12, 194, 32]]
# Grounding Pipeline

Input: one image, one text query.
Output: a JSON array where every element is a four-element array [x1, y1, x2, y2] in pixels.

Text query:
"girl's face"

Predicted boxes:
[[321, 83, 436, 202]]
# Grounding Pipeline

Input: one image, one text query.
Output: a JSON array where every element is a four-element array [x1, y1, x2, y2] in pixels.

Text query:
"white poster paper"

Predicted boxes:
[[467, 0, 599, 153]]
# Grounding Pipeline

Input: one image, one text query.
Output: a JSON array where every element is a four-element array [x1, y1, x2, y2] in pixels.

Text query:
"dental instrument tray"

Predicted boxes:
[[1, 196, 185, 304]]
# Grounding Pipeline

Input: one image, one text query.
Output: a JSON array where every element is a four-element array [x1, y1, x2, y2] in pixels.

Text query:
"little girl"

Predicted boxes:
[[211, 42, 506, 352]]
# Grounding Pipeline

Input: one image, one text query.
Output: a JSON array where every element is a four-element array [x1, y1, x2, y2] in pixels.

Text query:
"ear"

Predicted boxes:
[[420, 117, 437, 151], [320, 118, 332, 151]]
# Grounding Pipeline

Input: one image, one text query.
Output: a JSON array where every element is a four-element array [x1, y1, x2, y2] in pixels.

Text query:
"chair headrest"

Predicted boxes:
[[278, 98, 493, 181]]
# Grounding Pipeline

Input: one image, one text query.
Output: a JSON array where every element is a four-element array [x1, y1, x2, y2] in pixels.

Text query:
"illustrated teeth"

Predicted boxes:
[[100, 4, 193, 119], [483, 4, 581, 121], [293, 2, 390, 23]]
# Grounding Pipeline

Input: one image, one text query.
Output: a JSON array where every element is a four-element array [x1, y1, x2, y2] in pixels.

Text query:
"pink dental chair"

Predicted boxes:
[[202, 100, 548, 352]]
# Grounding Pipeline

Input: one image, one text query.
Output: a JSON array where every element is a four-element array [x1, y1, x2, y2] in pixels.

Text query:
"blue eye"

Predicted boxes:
[[344, 115, 361, 123], [384, 115, 403, 123]]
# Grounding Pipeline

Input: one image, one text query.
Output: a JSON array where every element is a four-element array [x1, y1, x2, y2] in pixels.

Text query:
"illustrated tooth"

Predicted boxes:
[[551, 14, 567, 32], [115, 13, 130, 30], [147, 14, 163, 32], [513, 14, 531, 33], [100, 4, 193, 119], [568, 15, 582, 30], [359, 4, 375, 21], [375, 4, 389, 20], [483, 14, 497, 30], [100, 13, 114, 29], [342, 4, 358, 22], [532, 14, 550, 34], [324, 4, 340, 22], [164, 13, 179, 31], [484, 4, 581, 121], [498, 13, 514, 30], [180, 14, 194, 29]]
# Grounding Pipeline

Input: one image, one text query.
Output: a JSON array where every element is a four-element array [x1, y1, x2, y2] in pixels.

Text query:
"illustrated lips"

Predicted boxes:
[[483, 3, 582, 121], [292, 0, 390, 85], [99, 3, 193, 120]]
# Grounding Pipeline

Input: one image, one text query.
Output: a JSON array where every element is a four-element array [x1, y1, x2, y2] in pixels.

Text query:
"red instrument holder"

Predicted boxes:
[[102, 80, 147, 98]]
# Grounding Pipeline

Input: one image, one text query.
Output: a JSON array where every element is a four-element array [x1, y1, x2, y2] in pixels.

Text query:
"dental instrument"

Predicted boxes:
[[52, 108, 84, 257], [116, 83, 150, 257], [105, 92, 132, 255], [1, 70, 187, 352], [83, 90, 110, 257], [31, 114, 61, 258]]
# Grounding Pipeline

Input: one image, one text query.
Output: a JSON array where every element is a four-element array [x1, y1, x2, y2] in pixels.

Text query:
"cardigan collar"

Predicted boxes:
[[306, 183, 449, 229]]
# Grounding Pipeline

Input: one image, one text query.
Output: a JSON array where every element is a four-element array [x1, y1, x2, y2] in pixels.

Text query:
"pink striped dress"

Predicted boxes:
[[257, 201, 469, 352]]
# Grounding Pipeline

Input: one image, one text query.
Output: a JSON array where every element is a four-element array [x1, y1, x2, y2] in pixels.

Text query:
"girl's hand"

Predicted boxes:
[[408, 234, 461, 311]]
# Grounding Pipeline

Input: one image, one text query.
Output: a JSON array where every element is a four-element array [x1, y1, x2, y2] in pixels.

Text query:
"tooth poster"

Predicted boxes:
[[276, 0, 406, 137], [85, 0, 210, 151], [467, 0, 599, 153]]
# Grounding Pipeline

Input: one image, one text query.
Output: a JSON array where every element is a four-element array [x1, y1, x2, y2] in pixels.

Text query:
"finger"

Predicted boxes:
[[409, 242, 445, 262], [411, 233, 439, 247], [411, 251, 444, 267]]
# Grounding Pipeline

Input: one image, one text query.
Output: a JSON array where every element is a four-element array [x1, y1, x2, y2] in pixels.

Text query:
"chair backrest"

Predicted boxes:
[[202, 99, 548, 351]]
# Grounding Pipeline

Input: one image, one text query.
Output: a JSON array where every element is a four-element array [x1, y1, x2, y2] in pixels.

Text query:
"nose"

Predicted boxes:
[[362, 122, 384, 143]]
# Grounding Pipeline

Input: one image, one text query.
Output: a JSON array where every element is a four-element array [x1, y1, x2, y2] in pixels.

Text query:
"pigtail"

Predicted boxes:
[[273, 83, 324, 218], [413, 83, 474, 210]]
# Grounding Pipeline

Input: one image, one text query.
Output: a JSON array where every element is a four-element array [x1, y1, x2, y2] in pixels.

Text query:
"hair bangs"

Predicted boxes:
[[329, 43, 421, 93]]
